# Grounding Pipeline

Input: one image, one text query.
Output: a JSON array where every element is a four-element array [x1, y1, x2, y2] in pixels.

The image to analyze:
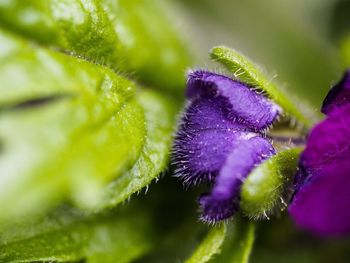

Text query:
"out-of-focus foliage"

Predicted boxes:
[[209, 221, 256, 263], [341, 36, 350, 66], [0, 205, 153, 263], [0, 0, 191, 92], [251, 217, 350, 263], [0, 176, 210, 263], [184, 221, 256, 263], [0, 28, 177, 222], [330, 0, 350, 67], [185, 224, 226, 263]]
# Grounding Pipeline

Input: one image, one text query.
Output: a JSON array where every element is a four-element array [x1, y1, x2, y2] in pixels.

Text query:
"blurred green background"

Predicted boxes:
[[178, 0, 348, 106]]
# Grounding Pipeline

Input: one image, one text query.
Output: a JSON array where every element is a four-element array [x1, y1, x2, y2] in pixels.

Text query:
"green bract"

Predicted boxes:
[[210, 46, 318, 128], [240, 148, 302, 219], [0, 0, 191, 92]]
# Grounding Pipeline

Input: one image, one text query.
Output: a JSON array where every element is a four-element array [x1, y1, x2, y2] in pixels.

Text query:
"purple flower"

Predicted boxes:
[[289, 70, 350, 236], [173, 71, 279, 222], [321, 70, 350, 115]]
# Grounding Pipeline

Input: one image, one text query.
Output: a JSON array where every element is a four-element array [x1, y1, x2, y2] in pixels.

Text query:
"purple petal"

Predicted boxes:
[[186, 70, 280, 130], [200, 136, 275, 222], [300, 104, 350, 175], [180, 96, 250, 131], [321, 70, 350, 115], [199, 194, 238, 223], [290, 102, 350, 236], [173, 98, 249, 185], [289, 159, 350, 236]]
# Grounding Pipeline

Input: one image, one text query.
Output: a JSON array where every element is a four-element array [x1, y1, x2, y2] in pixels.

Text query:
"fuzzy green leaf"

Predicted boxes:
[[0, 0, 191, 92], [210, 46, 317, 128], [98, 89, 177, 209], [185, 224, 227, 263], [240, 148, 302, 219], [0, 30, 176, 221]]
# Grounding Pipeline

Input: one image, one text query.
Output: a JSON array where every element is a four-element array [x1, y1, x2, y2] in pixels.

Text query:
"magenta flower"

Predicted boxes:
[[172, 71, 280, 222], [289, 70, 350, 236]]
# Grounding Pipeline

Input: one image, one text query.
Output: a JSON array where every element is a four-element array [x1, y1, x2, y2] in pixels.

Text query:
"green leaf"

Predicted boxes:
[[0, 28, 142, 217], [184, 221, 255, 263], [210, 46, 318, 128], [210, 221, 256, 263], [0, 30, 176, 221], [240, 148, 302, 219], [185, 224, 227, 263], [0, 0, 191, 92], [98, 89, 177, 209], [0, 205, 153, 263]]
